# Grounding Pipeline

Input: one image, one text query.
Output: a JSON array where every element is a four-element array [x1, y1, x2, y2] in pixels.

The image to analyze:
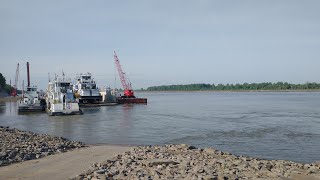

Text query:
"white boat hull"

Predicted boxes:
[[46, 103, 82, 116]]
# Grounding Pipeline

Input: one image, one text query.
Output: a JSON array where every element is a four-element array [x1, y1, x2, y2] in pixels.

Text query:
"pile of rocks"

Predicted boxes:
[[0, 126, 85, 166], [75, 144, 320, 180]]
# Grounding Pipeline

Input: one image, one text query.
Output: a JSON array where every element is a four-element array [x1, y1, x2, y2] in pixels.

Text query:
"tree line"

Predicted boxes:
[[0, 73, 13, 94], [146, 82, 320, 91]]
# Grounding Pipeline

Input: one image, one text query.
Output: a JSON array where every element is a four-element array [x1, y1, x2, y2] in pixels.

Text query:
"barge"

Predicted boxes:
[[116, 97, 147, 104]]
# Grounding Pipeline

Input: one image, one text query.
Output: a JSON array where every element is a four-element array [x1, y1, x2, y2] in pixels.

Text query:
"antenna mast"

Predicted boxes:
[[27, 62, 30, 87]]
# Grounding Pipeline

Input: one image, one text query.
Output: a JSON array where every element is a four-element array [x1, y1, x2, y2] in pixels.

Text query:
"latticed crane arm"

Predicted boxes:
[[113, 51, 135, 98], [114, 51, 132, 90], [11, 63, 19, 96]]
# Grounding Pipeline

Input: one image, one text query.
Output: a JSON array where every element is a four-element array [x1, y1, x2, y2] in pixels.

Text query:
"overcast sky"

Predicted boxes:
[[1, 0, 320, 89]]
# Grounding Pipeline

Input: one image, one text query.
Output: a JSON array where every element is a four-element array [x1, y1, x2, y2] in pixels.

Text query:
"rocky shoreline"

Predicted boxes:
[[1, 127, 319, 179], [0, 126, 85, 167], [74, 144, 320, 180]]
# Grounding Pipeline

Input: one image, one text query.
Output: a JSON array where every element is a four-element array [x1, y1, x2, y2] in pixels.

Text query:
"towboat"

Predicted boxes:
[[18, 62, 46, 112], [73, 73, 102, 103], [46, 76, 82, 116], [18, 85, 46, 112]]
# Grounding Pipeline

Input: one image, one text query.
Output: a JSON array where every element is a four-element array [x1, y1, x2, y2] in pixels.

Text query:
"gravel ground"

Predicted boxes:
[[0, 126, 85, 166], [74, 144, 320, 180], [1, 126, 319, 179]]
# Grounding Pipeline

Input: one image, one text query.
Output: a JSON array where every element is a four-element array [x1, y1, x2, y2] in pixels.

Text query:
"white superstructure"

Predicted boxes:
[[46, 77, 82, 116], [73, 73, 101, 103], [18, 86, 45, 112]]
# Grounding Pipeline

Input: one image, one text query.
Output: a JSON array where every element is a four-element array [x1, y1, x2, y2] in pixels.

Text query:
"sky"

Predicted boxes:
[[1, 0, 320, 90]]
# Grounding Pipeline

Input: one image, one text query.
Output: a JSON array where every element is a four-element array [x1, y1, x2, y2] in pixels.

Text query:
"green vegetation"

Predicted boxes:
[[146, 82, 320, 91], [0, 73, 12, 94], [0, 73, 5, 89]]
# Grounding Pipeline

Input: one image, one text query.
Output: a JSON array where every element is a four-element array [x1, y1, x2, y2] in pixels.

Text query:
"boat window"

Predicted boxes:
[[81, 76, 88, 80], [58, 83, 70, 87], [27, 87, 36, 91], [66, 93, 75, 100], [61, 88, 67, 93]]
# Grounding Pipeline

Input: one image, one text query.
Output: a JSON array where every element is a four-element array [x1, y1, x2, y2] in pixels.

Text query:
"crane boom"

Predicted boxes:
[[11, 63, 19, 96], [113, 51, 135, 98], [114, 51, 130, 90]]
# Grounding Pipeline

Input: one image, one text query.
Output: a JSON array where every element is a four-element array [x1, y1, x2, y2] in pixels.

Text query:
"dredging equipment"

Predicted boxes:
[[113, 51, 147, 104], [10, 63, 19, 97]]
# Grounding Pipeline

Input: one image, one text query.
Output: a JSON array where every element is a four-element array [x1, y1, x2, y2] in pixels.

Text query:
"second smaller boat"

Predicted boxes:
[[18, 62, 46, 112]]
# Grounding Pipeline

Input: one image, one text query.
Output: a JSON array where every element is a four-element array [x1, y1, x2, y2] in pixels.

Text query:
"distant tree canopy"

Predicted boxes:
[[146, 82, 320, 91], [0, 73, 6, 89], [0, 73, 12, 94]]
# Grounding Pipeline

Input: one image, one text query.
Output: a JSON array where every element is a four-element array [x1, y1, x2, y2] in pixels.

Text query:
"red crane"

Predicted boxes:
[[11, 63, 19, 97], [113, 51, 135, 98]]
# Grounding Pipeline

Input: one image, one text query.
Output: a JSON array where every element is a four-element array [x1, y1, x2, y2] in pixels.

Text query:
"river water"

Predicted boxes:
[[0, 92, 320, 163]]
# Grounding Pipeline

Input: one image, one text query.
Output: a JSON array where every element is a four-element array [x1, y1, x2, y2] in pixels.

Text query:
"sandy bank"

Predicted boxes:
[[1, 144, 319, 180], [0, 126, 131, 179], [1, 127, 320, 179], [0, 145, 131, 180]]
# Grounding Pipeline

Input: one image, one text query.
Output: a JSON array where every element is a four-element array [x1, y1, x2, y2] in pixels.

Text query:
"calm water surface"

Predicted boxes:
[[1, 92, 320, 163]]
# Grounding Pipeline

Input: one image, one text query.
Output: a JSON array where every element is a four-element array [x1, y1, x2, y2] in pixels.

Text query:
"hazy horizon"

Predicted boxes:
[[1, 1, 320, 90]]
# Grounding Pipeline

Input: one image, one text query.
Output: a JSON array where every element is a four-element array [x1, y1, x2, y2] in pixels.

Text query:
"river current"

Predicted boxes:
[[1, 92, 320, 163]]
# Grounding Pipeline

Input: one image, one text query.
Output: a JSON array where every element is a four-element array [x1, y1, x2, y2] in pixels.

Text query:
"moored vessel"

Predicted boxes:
[[18, 62, 46, 112], [73, 73, 102, 104], [19, 86, 46, 112], [46, 74, 82, 116]]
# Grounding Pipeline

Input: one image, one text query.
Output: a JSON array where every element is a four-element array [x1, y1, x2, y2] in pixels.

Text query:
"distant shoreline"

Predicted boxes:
[[138, 89, 320, 93], [0, 96, 21, 103]]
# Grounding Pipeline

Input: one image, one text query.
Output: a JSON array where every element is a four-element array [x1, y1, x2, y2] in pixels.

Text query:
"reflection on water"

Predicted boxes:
[[0, 103, 5, 114], [0, 101, 18, 116], [0, 92, 320, 163]]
